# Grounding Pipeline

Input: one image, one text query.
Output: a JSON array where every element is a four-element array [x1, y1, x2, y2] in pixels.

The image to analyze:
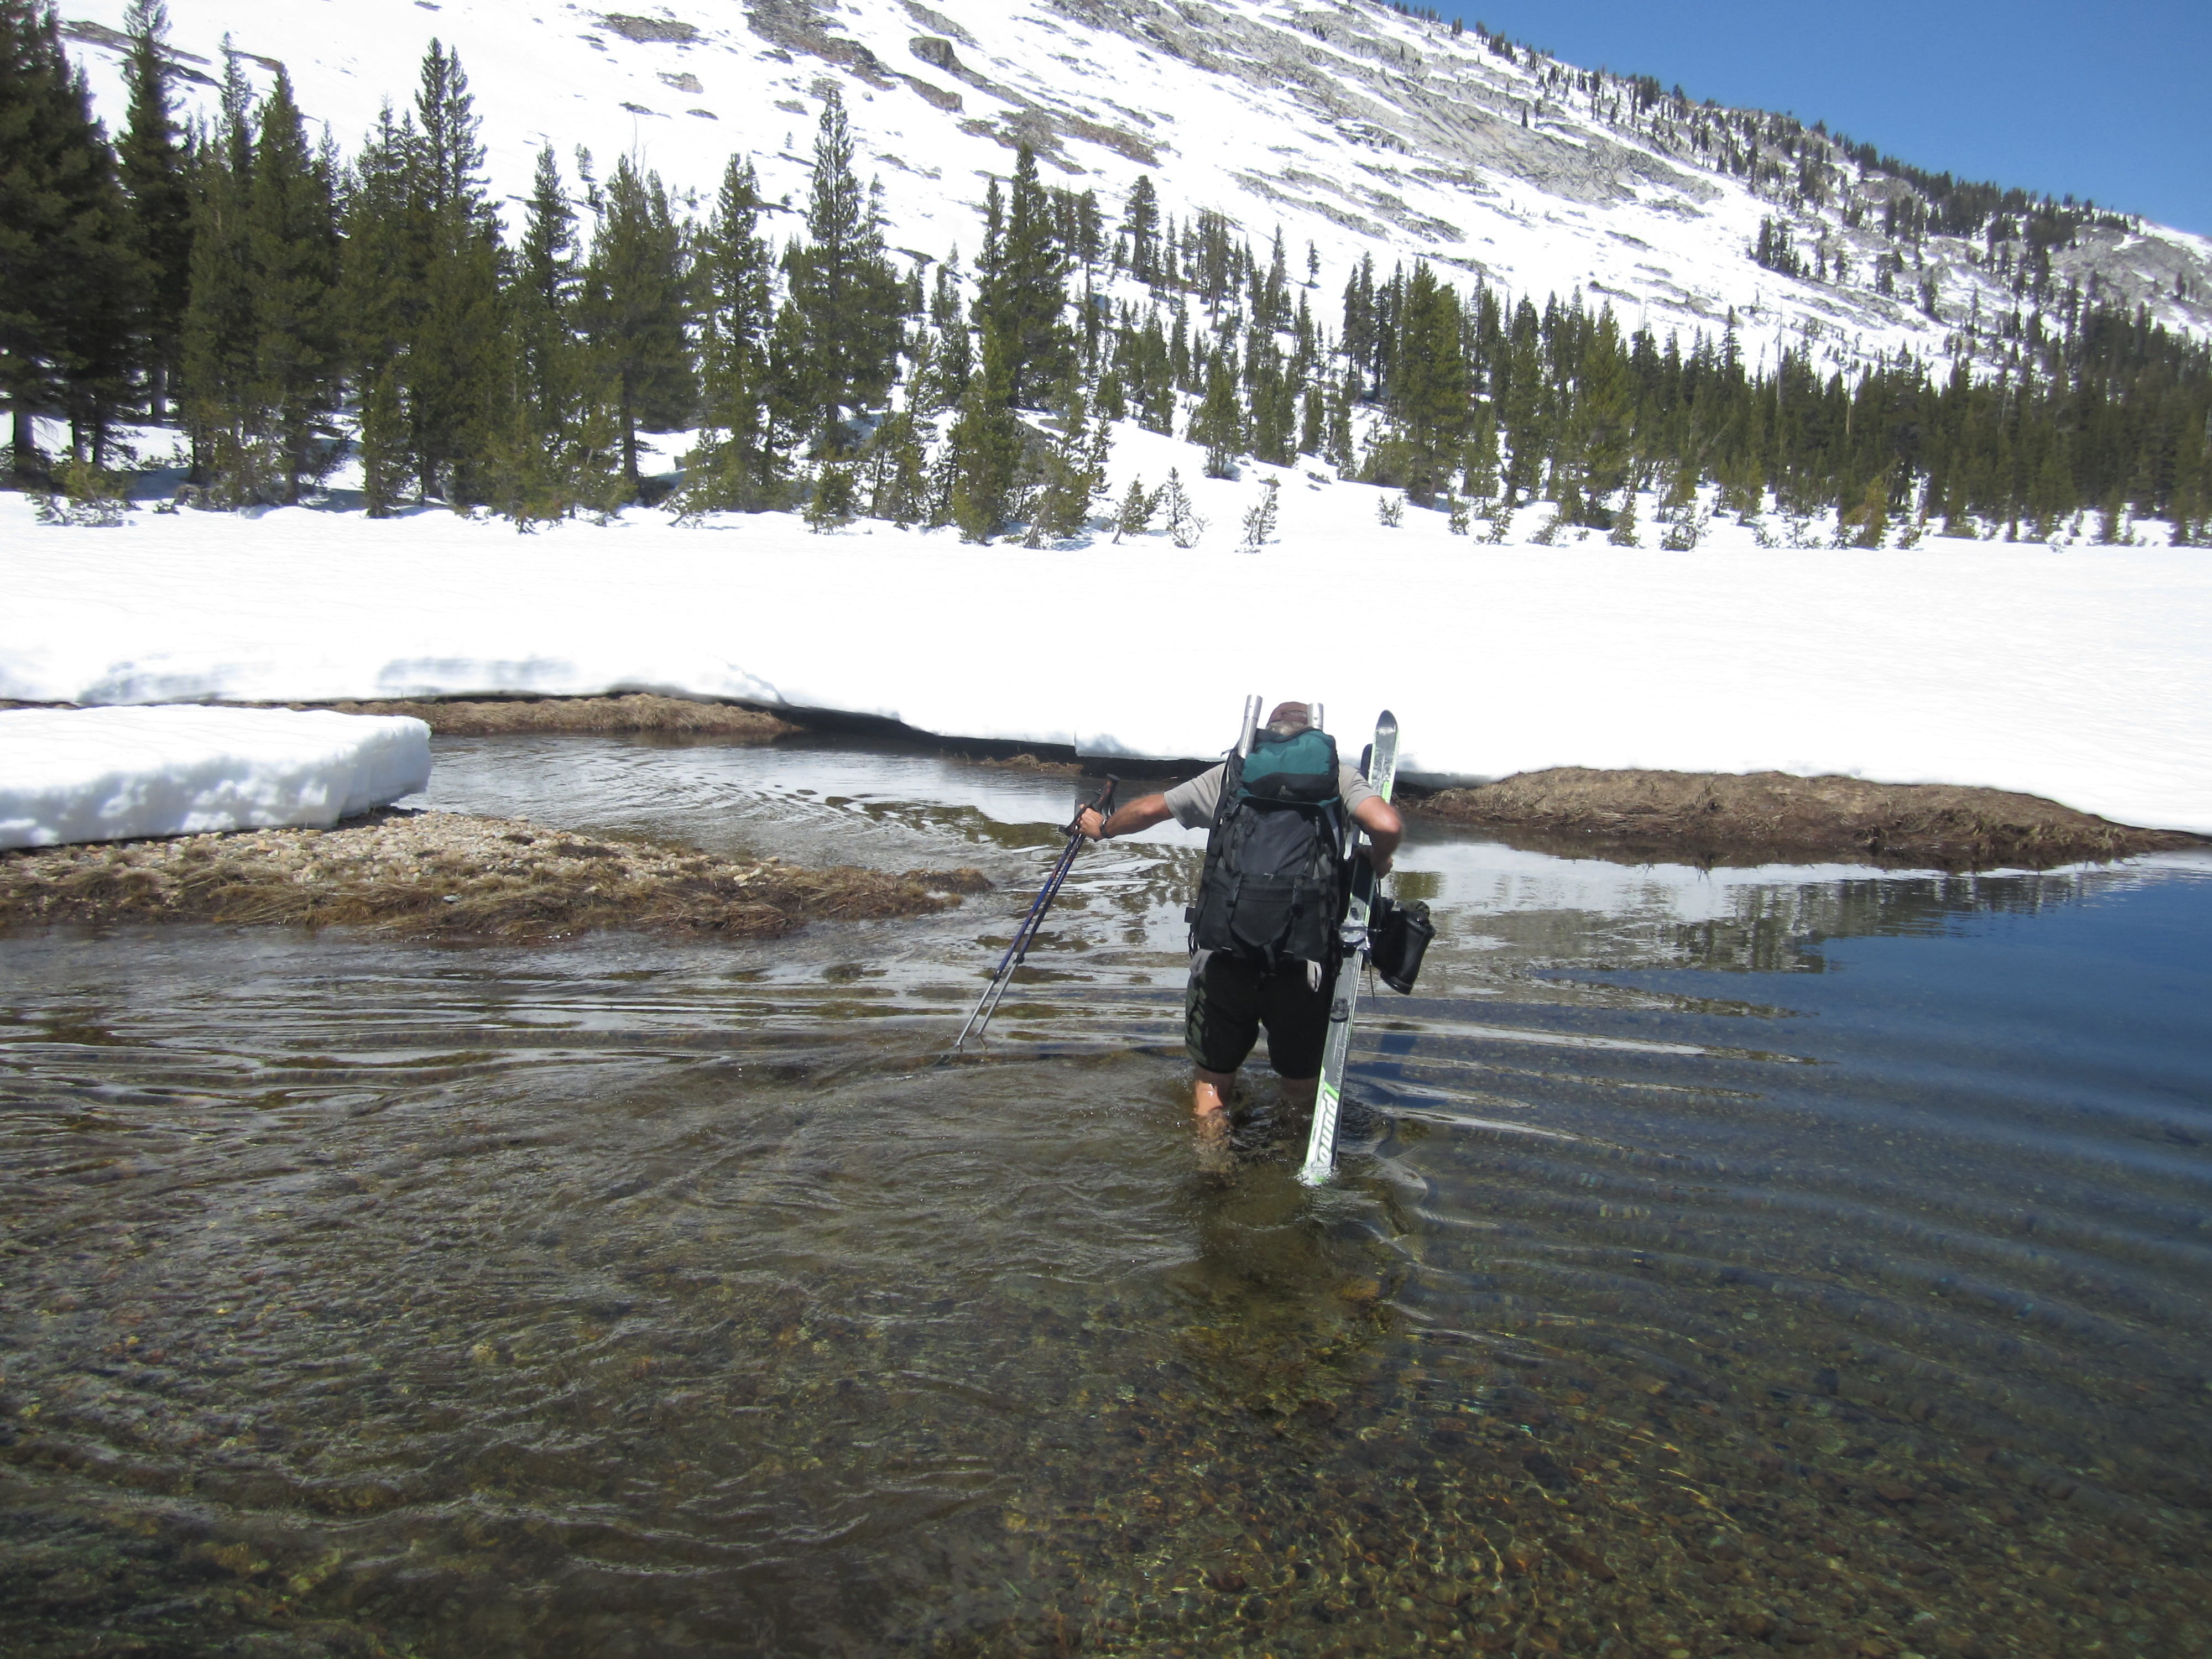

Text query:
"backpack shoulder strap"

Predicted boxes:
[[1207, 753, 1244, 839]]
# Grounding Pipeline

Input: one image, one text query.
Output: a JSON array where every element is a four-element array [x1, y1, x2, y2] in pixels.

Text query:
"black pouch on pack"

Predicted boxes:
[[1366, 895, 1435, 994]]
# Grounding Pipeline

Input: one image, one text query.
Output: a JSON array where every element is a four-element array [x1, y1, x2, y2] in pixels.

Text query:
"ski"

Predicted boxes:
[[1298, 709, 1399, 1187]]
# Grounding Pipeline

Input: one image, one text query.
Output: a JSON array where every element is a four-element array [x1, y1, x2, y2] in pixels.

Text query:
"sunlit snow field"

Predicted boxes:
[[7, 436, 2210, 834]]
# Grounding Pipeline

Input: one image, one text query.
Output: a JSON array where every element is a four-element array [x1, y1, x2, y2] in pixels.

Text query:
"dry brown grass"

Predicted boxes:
[[0, 810, 990, 942], [299, 694, 796, 738], [979, 753, 1086, 775], [2, 694, 798, 736], [1413, 769, 2200, 870]]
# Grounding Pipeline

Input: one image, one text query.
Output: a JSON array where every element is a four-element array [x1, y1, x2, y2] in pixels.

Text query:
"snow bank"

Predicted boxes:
[[0, 706, 432, 851], [3, 478, 2209, 833]]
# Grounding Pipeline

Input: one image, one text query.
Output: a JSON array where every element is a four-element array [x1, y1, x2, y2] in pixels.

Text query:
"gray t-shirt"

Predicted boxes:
[[1162, 760, 1380, 830]]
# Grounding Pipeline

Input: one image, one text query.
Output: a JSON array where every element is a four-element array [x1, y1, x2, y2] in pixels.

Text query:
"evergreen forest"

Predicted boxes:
[[4, 1, 2208, 547]]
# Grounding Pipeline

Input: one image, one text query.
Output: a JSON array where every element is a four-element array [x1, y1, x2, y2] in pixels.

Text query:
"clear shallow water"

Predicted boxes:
[[3, 734, 2209, 1658]]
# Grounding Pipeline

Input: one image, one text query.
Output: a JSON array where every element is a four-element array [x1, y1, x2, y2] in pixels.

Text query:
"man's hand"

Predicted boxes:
[[1079, 793, 1174, 842], [1352, 795, 1403, 877]]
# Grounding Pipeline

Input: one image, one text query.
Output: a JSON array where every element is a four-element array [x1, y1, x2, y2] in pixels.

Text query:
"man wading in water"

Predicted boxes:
[[1077, 703, 1403, 1144]]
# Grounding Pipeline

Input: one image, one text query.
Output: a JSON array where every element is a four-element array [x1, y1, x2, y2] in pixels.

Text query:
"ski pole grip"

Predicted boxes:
[[1067, 777, 1117, 834]]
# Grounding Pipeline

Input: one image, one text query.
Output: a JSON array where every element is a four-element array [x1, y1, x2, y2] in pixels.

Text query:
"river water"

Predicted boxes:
[[3, 734, 2208, 1658]]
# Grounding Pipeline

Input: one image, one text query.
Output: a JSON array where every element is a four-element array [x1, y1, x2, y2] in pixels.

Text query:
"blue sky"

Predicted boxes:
[[1447, 2, 2211, 239]]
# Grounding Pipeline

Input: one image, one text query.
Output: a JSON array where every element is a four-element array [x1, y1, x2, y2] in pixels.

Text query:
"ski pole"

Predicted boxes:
[[950, 779, 1114, 1052], [950, 776, 1118, 1053]]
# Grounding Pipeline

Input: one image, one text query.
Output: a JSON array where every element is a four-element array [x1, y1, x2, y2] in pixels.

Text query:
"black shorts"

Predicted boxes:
[[1184, 951, 1337, 1079]]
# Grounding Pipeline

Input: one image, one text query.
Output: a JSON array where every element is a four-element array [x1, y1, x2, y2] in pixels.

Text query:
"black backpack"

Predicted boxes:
[[1188, 728, 1349, 973]]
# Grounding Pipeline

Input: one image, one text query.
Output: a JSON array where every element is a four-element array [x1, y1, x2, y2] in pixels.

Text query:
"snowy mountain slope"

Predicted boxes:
[[58, 0, 2212, 380]]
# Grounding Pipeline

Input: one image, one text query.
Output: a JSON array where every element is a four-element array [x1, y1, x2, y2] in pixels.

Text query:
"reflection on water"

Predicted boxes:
[[3, 734, 2208, 1657]]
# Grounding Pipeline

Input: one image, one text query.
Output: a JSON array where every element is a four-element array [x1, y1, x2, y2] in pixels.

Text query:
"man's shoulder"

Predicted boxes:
[[1164, 763, 1227, 829]]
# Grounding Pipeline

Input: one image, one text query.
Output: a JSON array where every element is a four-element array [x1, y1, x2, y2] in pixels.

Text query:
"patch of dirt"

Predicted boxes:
[[0, 810, 989, 942], [294, 694, 797, 739], [1412, 768, 2203, 872]]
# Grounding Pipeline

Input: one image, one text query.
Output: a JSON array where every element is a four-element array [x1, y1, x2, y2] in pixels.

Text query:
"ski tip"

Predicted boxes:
[[1376, 709, 1397, 731]]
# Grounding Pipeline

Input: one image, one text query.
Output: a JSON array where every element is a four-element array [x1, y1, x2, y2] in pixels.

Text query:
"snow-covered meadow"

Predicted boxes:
[[8, 437, 2210, 835]]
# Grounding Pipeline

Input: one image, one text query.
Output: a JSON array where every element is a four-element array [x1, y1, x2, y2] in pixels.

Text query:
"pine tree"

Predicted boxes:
[[1237, 477, 1279, 552], [1606, 492, 1640, 546], [580, 154, 693, 492], [1111, 474, 1153, 541], [357, 358, 408, 516], [247, 70, 340, 500], [1461, 401, 1500, 499], [513, 144, 579, 441], [117, 0, 191, 422], [1189, 356, 1244, 477], [1156, 467, 1205, 547], [1122, 173, 1159, 283], [1495, 298, 1547, 505], [0, 0, 141, 474], [1026, 384, 1105, 542], [864, 408, 929, 526], [1843, 469, 1890, 547], [338, 103, 423, 500], [785, 85, 901, 451], [176, 45, 261, 494], [406, 42, 507, 503], [761, 294, 815, 461], [1261, 227, 1290, 330], [947, 324, 1024, 540], [682, 154, 785, 514], [804, 458, 856, 530], [1574, 306, 1635, 520], [1324, 368, 1355, 473], [479, 145, 579, 524], [911, 255, 972, 418], [1299, 382, 1324, 458], [415, 214, 505, 502], [976, 143, 1071, 406], [1341, 253, 1378, 383], [1386, 260, 1468, 502]]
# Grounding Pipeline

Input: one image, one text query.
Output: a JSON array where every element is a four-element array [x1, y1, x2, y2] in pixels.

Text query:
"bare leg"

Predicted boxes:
[[1191, 1067, 1237, 1170], [1193, 1067, 1237, 1123], [1279, 1074, 1318, 1111]]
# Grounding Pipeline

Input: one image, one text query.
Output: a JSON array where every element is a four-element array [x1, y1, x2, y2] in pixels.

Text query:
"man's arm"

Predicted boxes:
[[1079, 794, 1173, 840], [1352, 794, 1404, 875]]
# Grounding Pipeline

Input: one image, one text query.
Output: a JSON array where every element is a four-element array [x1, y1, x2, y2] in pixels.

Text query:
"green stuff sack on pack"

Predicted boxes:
[[1235, 727, 1341, 806]]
